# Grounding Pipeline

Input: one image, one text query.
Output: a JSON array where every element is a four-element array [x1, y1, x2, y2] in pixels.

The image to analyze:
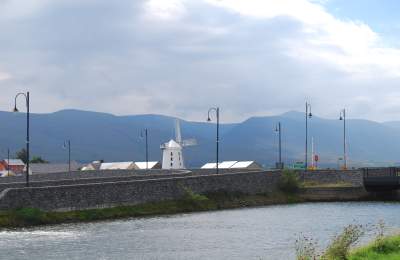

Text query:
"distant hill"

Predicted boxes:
[[1, 109, 400, 168]]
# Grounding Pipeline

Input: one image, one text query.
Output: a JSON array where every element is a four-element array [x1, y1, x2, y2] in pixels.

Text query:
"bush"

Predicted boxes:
[[14, 208, 46, 225], [279, 169, 300, 193], [323, 224, 364, 259], [179, 185, 212, 210], [295, 234, 320, 260]]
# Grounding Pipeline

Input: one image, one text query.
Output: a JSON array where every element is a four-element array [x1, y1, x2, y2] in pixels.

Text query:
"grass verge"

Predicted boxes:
[[0, 190, 303, 229], [349, 235, 400, 260]]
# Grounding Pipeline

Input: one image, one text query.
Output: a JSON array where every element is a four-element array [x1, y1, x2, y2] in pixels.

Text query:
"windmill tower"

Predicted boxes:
[[161, 119, 197, 169]]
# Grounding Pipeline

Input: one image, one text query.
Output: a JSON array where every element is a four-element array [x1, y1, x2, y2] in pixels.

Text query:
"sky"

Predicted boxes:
[[1, 0, 400, 122]]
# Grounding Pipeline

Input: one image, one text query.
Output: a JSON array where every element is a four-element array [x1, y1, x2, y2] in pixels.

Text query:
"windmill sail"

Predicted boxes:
[[175, 119, 182, 144]]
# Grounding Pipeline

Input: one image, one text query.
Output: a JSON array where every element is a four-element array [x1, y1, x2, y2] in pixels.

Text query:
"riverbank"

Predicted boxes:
[[0, 191, 302, 228], [0, 186, 374, 229]]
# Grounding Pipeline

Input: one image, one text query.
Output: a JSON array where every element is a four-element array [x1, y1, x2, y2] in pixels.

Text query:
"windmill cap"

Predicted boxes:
[[164, 139, 182, 148]]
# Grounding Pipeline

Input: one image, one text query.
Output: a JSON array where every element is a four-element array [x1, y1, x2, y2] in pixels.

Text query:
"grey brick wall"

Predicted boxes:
[[0, 169, 363, 212], [0, 171, 280, 211]]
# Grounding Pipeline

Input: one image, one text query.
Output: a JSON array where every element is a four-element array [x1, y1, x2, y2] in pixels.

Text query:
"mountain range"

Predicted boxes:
[[1, 109, 400, 168]]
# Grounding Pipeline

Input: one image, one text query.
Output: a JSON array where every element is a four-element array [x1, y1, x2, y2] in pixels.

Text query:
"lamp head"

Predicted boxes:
[[339, 116, 343, 120], [308, 112, 312, 118], [207, 117, 211, 122], [13, 106, 19, 113]]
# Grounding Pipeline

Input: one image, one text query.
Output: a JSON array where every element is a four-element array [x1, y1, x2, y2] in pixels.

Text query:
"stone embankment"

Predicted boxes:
[[0, 169, 364, 212]]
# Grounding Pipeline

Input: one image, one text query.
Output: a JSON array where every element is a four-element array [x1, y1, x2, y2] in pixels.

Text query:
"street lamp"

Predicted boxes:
[[274, 122, 283, 169], [13, 91, 30, 187], [339, 109, 347, 170], [140, 128, 149, 170], [63, 140, 71, 173], [207, 107, 219, 174], [305, 102, 312, 170], [7, 148, 10, 176]]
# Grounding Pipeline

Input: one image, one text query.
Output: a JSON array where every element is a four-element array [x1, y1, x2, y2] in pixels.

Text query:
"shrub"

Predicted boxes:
[[14, 208, 46, 225], [295, 234, 320, 260], [323, 224, 364, 260], [179, 185, 212, 210], [183, 187, 208, 202], [278, 169, 300, 193]]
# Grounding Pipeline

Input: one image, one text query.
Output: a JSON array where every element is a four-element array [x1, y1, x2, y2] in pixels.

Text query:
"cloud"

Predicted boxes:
[[0, 0, 400, 122], [0, 71, 11, 81]]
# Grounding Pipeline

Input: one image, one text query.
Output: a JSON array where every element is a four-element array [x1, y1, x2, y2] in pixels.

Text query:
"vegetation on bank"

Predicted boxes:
[[296, 220, 400, 260], [0, 188, 302, 228], [296, 224, 365, 260], [349, 235, 400, 259], [278, 169, 301, 193]]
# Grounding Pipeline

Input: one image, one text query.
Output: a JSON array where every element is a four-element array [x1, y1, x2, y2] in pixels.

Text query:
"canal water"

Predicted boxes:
[[1, 202, 400, 260]]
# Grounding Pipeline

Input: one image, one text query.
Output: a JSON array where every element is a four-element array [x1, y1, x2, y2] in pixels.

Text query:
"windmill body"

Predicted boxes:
[[161, 119, 197, 169]]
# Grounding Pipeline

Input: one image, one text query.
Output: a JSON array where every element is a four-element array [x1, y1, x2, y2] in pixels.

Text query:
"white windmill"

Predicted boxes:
[[161, 119, 197, 169]]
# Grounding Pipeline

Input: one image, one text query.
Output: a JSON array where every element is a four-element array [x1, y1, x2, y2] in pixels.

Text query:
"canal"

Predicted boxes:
[[1, 202, 400, 260]]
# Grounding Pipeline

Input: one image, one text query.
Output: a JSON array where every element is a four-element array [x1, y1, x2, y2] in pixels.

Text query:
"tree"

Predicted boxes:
[[15, 149, 48, 164], [30, 156, 48, 164], [16, 148, 28, 164]]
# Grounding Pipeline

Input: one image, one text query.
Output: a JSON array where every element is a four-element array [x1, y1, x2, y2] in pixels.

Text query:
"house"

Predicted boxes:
[[0, 170, 16, 177], [99, 161, 137, 170], [200, 161, 263, 170], [134, 161, 161, 170], [230, 161, 263, 170], [0, 159, 25, 175], [200, 162, 217, 169], [29, 161, 82, 174], [218, 161, 238, 169], [81, 161, 103, 171]]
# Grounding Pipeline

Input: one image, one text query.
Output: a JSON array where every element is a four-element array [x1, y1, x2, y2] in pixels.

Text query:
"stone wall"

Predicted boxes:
[[0, 171, 280, 211], [0, 169, 363, 212], [298, 170, 363, 186], [0, 168, 252, 184], [0, 169, 257, 192], [299, 187, 368, 201]]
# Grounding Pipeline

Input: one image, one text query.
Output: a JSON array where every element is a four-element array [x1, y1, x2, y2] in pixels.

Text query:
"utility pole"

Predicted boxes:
[[340, 109, 347, 170], [7, 148, 10, 176], [207, 107, 220, 174], [275, 122, 283, 169], [14, 91, 30, 187], [305, 102, 312, 170], [68, 140, 71, 173], [63, 140, 71, 173], [141, 129, 149, 169]]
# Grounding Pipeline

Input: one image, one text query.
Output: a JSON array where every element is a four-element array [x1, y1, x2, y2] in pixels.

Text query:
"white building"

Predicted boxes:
[[201, 161, 263, 170], [218, 161, 238, 169], [200, 162, 217, 169], [161, 119, 197, 169], [99, 161, 136, 170], [134, 161, 161, 170], [230, 161, 263, 170]]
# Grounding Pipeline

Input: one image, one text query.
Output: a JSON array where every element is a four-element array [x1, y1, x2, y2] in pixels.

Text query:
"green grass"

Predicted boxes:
[[302, 181, 354, 188], [349, 235, 400, 260], [0, 190, 303, 228]]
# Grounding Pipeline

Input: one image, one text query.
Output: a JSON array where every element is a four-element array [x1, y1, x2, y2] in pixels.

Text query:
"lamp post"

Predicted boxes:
[[13, 91, 30, 187], [305, 102, 312, 170], [63, 140, 71, 173], [339, 109, 347, 170], [7, 148, 10, 176], [274, 122, 283, 169], [207, 107, 220, 174], [140, 128, 149, 169]]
